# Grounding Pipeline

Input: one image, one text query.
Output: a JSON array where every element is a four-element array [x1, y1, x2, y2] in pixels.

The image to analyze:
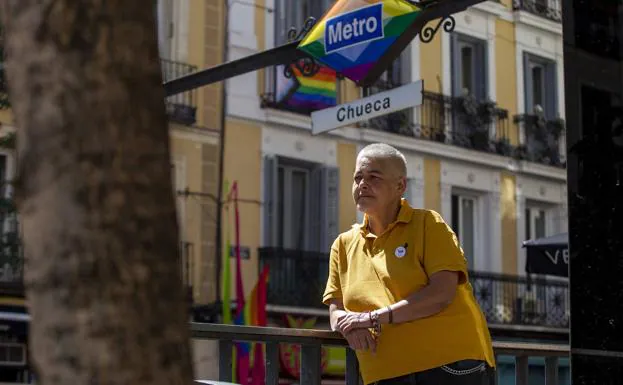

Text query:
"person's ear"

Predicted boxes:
[[398, 176, 407, 195]]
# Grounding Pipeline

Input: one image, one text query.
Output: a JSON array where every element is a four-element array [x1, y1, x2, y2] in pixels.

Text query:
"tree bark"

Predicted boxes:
[[2, 1, 195, 384]]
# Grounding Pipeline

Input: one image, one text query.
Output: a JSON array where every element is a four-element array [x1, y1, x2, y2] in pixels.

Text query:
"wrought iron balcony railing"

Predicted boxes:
[[513, 0, 562, 23], [259, 247, 569, 330], [514, 113, 566, 167], [161, 58, 198, 125], [359, 85, 512, 157]]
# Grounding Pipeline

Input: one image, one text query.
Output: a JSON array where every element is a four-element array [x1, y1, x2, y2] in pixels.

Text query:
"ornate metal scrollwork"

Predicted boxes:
[[283, 56, 321, 79], [419, 15, 456, 43], [287, 17, 317, 43], [283, 16, 322, 79]]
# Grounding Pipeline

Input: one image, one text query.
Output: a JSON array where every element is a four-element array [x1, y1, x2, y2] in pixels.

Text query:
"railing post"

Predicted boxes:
[[346, 348, 361, 385], [300, 345, 322, 385], [515, 356, 529, 385], [545, 356, 559, 385], [219, 340, 233, 382], [492, 355, 499, 385], [265, 342, 280, 385]]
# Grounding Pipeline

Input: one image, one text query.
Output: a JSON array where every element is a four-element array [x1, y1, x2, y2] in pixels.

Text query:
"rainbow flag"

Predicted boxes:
[[276, 64, 337, 113], [247, 265, 270, 385], [297, 0, 421, 84]]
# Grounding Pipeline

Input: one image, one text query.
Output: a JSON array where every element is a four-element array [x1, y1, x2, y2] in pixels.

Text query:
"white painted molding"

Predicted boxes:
[[515, 192, 527, 275], [440, 183, 453, 221], [514, 10, 562, 36], [411, 177, 425, 209]]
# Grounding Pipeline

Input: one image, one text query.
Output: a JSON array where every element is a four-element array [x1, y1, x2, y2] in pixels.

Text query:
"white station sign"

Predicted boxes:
[[311, 80, 423, 135]]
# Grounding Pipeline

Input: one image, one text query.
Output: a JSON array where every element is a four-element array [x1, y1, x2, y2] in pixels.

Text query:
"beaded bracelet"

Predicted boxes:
[[368, 311, 381, 336]]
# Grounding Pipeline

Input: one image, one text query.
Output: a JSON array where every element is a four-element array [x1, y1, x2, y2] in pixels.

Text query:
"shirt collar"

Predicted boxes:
[[356, 198, 414, 236]]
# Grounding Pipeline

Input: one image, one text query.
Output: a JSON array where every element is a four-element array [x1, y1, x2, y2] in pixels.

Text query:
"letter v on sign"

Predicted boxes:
[[311, 80, 423, 135]]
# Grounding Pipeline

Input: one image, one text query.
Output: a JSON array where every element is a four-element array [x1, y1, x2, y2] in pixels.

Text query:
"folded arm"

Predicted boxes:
[[336, 270, 459, 333]]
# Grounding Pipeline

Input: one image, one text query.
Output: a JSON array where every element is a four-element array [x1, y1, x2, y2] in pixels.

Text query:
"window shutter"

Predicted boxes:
[[545, 62, 558, 120], [263, 155, 278, 247], [320, 166, 340, 253], [309, 167, 323, 251], [476, 40, 488, 101], [524, 53, 534, 113], [450, 33, 460, 97]]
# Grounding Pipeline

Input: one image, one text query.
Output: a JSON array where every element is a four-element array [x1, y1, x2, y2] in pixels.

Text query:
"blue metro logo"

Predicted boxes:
[[324, 3, 385, 55]]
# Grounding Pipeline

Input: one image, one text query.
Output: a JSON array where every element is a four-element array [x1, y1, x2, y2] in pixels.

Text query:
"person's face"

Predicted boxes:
[[352, 156, 406, 215]]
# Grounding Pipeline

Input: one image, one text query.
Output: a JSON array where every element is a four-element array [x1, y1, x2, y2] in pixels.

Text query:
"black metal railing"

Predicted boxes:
[[360, 86, 512, 157], [471, 271, 569, 329], [260, 65, 339, 116], [259, 248, 570, 329], [513, 0, 562, 22], [193, 323, 569, 385], [161, 58, 198, 125], [513, 113, 565, 167], [259, 247, 328, 309]]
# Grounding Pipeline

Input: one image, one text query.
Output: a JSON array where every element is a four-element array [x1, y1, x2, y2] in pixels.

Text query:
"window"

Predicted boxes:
[[275, 0, 333, 44], [264, 155, 339, 253], [451, 193, 478, 268], [451, 34, 487, 101], [155, 0, 173, 59], [277, 164, 310, 249], [524, 53, 557, 119], [525, 206, 548, 240]]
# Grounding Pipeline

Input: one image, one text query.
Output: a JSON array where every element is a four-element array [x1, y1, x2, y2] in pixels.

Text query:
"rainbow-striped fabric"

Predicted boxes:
[[298, 0, 421, 84], [275, 64, 337, 113]]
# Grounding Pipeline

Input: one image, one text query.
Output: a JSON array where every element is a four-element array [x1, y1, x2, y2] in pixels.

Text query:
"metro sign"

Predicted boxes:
[[298, 0, 422, 87]]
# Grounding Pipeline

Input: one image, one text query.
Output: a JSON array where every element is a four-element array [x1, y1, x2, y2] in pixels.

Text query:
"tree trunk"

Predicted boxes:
[[2, 1, 195, 384]]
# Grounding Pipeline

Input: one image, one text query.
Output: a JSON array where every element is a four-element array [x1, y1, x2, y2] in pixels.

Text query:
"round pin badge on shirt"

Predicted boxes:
[[394, 246, 407, 258]]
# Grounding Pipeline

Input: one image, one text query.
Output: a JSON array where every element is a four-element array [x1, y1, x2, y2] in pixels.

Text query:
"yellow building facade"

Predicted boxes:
[[219, 0, 569, 337]]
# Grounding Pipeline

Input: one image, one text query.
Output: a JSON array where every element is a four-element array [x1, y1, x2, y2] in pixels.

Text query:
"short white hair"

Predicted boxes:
[[357, 143, 407, 178]]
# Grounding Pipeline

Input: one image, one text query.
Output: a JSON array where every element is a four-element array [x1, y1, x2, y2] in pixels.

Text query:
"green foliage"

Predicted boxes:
[[0, 131, 15, 149]]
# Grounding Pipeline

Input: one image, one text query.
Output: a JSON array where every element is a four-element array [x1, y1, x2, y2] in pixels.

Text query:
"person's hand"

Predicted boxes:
[[336, 311, 370, 335], [344, 328, 377, 354]]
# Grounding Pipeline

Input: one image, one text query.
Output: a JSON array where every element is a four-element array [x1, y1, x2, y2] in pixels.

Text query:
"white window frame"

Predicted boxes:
[[524, 201, 555, 241], [450, 189, 484, 270]]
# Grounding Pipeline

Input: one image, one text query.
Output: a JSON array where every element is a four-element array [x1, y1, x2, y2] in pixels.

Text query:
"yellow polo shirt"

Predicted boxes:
[[323, 199, 495, 384]]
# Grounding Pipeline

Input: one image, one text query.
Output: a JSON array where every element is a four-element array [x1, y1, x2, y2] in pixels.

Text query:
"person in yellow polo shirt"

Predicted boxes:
[[323, 143, 495, 385]]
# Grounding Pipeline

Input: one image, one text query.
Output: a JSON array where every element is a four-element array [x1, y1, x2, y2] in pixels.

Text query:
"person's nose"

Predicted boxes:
[[358, 178, 370, 191]]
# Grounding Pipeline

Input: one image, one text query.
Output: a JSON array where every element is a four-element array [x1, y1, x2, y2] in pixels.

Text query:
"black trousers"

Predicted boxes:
[[374, 360, 495, 385]]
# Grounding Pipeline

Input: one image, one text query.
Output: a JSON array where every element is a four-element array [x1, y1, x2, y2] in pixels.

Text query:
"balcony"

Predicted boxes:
[[514, 113, 566, 167], [513, 0, 562, 23], [360, 84, 512, 156], [193, 323, 569, 385], [259, 247, 569, 331], [161, 58, 198, 125]]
